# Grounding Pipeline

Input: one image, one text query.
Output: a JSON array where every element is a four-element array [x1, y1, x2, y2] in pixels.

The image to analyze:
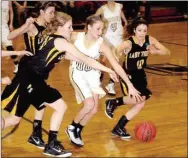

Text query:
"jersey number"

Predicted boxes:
[[110, 23, 117, 32], [137, 59, 144, 69], [76, 62, 92, 71]]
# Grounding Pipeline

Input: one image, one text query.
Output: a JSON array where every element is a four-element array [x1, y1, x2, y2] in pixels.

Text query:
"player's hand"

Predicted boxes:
[[25, 17, 34, 28], [128, 84, 143, 102], [147, 44, 158, 54], [19, 50, 33, 56], [9, 25, 14, 31], [2, 77, 12, 85]]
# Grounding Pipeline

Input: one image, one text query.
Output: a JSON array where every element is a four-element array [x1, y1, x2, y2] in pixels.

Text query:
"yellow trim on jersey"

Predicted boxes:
[[46, 47, 56, 61], [11, 96, 19, 115], [121, 81, 128, 95], [39, 36, 50, 50], [32, 36, 35, 54], [46, 51, 63, 66], [125, 55, 128, 69], [28, 36, 31, 52], [1, 85, 20, 109], [69, 68, 85, 101], [133, 36, 137, 44]]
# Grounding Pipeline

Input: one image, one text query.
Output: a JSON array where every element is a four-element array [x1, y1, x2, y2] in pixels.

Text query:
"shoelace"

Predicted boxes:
[[33, 133, 45, 143], [54, 140, 65, 151], [122, 128, 128, 134]]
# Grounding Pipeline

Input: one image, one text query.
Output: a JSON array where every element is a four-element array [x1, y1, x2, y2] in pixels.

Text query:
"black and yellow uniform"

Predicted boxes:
[[2, 34, 65, 117], [120, 35, 152, 99], [19, 21, 46, 70], [2, 21, 45, 115]]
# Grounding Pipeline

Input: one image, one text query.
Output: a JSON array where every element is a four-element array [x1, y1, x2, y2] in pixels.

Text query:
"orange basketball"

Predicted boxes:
[[134, 122, 156, 142]]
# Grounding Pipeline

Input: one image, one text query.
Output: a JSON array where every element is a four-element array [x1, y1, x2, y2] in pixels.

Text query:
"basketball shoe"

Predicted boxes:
[[105, 99, 117, 119], [106, 82, 116, 96], [43, 139, 72, 157], [111, 126, 131, 139], [28, 134, 45, 149], [65, 125, 84, 147]]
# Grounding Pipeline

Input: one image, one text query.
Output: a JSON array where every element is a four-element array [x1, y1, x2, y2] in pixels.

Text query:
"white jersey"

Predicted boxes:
[[102, 3, 123, 37], [70, 32, 106, 104], [1, 1, 12, 46], [71, 32, 103, 71], [2, 1, 10, 25]]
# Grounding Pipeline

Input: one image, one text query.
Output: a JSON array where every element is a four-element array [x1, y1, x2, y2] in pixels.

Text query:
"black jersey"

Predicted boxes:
[[123, 35, 150, 71], [28, 34, 66, 79], [18, 22, 45, 72], [24, 21, 45, 54]]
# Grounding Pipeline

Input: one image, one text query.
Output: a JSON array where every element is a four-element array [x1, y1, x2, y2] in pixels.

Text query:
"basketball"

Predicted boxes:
[[134, 122, 156, 142]]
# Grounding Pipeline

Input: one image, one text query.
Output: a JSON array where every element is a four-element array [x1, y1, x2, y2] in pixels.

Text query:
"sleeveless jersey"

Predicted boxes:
[[123, 35, 150, 71], [28, 34, 66, 79], [71, 32, 103, 72], [18, 21, 46, 71], [24, 21, 45, 55], [102, 3, 123, 36]]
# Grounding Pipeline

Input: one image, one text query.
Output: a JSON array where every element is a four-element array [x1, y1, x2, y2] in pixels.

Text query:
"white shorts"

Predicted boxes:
[[69, 66, 106, 104], [2, 24, 12, 47], [104, 34, 123, 47]]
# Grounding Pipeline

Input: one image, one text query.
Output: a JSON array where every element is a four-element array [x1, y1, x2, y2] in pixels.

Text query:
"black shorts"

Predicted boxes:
[[2, 70, 62, 117], [120, 69, 152, 100]]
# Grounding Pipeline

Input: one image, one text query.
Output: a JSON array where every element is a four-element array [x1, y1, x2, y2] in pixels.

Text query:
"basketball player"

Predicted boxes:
[[96, 1, 128, 96], [2, 1, 19, 73], [1, 12, 118, 157], [65, 14, 142, 147], [105, 17, 170, 139], [2, 1, 56, 149]]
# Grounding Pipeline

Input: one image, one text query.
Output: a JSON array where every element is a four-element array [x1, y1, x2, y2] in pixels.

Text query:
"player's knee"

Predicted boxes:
[[90, 106, 98, 115], [48, 100, 67, 115], [12, 116, 21, 125], [58, 102, 68, 113], [135, 102, 145, 110], [137, 96, 146, 104], [84, 103, 95, 114]]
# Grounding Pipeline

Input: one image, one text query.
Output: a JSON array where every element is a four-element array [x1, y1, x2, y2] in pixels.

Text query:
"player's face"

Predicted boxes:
[[61, 20, 73, 40], [134, 24, 148, 41], [88, 21, 104, 39], [43, 7, 55, 23]]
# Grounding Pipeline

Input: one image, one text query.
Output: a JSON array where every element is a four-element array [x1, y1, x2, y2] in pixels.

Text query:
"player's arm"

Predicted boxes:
[[148, 36, 171, 55], [2, 50, 33, 57], [9, 1, 14, 31], [115, 40, 132, 57], [120, 4, 128, 26], [8, 17, 34, 40], [54, 38, 118, 80]]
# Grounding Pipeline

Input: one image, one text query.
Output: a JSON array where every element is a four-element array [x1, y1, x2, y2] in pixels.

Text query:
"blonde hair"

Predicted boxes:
[[42, 12, 72, 37]]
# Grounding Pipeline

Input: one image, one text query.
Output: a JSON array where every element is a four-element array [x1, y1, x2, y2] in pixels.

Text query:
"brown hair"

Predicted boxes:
[[127, 16, 149, 36], [23, 1, 57, 21], [85, 14, 108, 34]]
